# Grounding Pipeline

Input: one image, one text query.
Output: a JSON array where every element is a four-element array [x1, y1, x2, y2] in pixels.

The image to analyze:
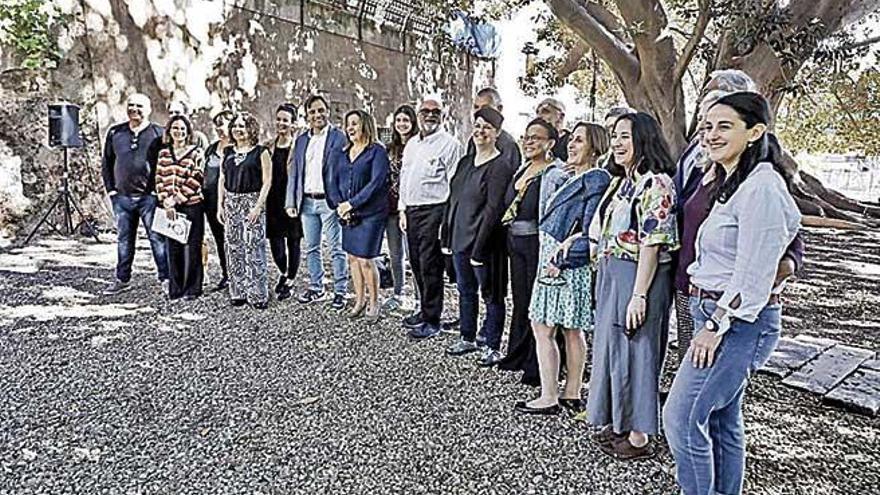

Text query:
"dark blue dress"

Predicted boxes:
[[330, 143, 390, 258]]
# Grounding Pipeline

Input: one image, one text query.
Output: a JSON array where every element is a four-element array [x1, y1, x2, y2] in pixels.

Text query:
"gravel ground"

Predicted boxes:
[[0, 230, 878, 494]]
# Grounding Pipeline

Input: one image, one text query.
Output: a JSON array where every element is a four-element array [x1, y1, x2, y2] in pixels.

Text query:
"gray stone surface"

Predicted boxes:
[[761, 336, 835, 378], [823, 368, 880, 417], [861, 359, 880, 372], [782, 345, 876, 394]]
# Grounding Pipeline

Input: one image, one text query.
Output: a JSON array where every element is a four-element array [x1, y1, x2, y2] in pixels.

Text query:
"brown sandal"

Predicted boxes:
[[590, 425, 628, 446], [599, 436, 656, 461]]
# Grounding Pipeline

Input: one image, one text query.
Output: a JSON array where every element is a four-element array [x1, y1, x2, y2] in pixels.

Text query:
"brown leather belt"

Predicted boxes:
[[688, 285, 780, 305]]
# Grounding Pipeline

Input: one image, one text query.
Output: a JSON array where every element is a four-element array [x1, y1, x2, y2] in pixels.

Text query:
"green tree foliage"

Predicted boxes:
[[0, 0, 65, 69]]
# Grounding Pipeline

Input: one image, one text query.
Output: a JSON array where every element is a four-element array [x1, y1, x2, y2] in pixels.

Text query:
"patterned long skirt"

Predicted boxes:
[[225, 192, 268, 305]]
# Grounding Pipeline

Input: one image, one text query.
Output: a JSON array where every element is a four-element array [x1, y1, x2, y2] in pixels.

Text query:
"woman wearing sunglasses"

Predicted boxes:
[[514, 122, 610, 415]]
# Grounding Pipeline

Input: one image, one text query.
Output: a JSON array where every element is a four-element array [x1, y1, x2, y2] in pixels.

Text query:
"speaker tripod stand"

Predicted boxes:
[[24, 147, 100, 245]]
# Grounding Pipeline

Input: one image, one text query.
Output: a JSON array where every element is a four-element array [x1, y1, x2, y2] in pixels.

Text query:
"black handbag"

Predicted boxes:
[[375, 253, 394, 289]]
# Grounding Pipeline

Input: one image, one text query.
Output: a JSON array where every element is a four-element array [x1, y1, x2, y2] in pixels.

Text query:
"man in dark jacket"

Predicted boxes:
[[101, 93, 168, 295]]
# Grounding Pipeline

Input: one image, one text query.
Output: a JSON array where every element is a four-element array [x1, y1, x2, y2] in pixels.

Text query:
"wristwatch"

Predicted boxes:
[[705, 317, 719, 332]]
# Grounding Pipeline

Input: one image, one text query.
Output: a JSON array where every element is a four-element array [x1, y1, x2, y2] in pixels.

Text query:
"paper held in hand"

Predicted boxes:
[[151, 210, 191, 244]]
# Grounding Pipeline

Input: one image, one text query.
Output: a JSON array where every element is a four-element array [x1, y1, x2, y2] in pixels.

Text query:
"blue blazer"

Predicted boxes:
[[539, 168, 612, 270], [285, 125, 348, 212]]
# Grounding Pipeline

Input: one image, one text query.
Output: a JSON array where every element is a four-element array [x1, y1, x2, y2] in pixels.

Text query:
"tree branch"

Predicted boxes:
[[673, 0, 712, 86], [545, 0, 640, 82], [557, 40, 590, 79]]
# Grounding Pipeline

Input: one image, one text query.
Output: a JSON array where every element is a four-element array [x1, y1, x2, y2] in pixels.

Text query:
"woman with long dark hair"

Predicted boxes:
[[496, 118, 568, 380], [514, 122, 610, 415], [218, 112, 273, 309], [266, 103, 303, 301], [156, 115, 205, 300], [384, 105, 419, 308], [587, 112, 678, 460], [664, 92, 800, 495], [330, 109, 390, 323]]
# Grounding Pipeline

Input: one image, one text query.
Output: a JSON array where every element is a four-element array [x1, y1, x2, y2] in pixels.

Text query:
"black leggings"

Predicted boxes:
[[269, 235, 301, 279]]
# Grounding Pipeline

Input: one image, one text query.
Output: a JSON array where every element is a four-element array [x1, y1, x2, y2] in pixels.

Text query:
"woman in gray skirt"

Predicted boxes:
[[587, 112, 678, 460]]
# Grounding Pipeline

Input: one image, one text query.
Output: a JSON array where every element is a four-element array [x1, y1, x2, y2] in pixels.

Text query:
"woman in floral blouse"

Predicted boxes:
[[587, 112, 678, 461]]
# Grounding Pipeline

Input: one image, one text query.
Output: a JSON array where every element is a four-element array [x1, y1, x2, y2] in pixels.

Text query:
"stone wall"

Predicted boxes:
[[0, 0, 477, 238]]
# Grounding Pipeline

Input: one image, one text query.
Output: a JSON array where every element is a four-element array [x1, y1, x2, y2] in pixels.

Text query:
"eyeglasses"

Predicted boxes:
[[523, 134, 548, 143], [419, 109, 442, 117]]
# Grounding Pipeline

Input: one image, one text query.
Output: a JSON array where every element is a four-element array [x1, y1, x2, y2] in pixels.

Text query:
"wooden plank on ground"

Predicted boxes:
[[823, 368, 880, 417], [761, 337, 835, 378], [782, 345, 875, 395]]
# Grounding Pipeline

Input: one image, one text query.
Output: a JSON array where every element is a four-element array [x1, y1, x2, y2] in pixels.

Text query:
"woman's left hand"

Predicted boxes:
[[691, 328, 723, 368], [543, 263, 561, 278], [247, 206, 261, 225], [626, 296, 646, 331], [338, 201, 353, 218]]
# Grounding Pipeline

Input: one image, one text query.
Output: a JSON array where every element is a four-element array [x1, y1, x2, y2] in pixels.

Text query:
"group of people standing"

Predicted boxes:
[[100, 68, 802, 495]]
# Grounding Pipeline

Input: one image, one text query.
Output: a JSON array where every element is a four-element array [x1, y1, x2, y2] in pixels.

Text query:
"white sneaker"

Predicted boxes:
[[161, 279, 170, 296]]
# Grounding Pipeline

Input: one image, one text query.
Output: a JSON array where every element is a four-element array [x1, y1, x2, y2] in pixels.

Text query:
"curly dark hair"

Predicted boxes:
[[606, 112, 675, 177], [228, 112, 261, 147]]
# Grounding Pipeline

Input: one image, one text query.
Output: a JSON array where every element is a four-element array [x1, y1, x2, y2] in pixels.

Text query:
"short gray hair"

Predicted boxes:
[[707, 69, 757, 94], [475, 87, 502, 108]]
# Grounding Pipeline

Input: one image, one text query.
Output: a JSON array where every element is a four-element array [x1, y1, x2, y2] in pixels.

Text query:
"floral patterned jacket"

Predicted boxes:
[[595, 171, 679, 263]]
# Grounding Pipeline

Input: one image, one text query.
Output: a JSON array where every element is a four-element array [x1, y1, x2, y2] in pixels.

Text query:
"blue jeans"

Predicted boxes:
[[663, 297, 781, 495], [300, 197, 348, 294], [112, 194, 168, 282], [453, 253, 505, 350]]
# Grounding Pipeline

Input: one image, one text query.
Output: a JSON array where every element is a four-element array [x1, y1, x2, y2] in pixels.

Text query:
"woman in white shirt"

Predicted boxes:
[[663, 92, 801, 495]]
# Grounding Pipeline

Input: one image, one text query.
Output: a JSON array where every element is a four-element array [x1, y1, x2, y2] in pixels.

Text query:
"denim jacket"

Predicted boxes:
[[539, 168, 611, 270]]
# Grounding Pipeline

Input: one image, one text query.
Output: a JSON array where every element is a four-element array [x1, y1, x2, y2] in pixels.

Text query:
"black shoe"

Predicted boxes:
[[330, 294, 346, 310], [253, 301, 268, 310], [559, 398, 586, 414], [213, 277, 229, 292], [514, 401, 561, 416], [274, 276, 288, 295], [277, 284, 292, 301], [441, 317, 460, 332], [230, 298, 247, 307], [297, 289, 326, 304], [402, 313, 424, 329]]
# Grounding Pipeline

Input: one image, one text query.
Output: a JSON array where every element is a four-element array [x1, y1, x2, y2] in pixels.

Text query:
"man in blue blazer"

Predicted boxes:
[[285, 95, 349, 309]]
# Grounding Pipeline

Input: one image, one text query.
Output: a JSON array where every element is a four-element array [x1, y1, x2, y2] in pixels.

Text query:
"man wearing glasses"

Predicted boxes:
[[398, 97, 463, 339], [101, 93, 169, 295]]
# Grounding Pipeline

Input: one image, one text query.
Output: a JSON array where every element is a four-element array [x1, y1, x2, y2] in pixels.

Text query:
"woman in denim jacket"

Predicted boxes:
[[513, 123, 610, 415], [663, 92, 800, 495]]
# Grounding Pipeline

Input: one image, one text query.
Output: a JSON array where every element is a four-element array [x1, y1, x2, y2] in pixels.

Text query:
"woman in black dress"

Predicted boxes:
[[330, 110, 390, 323], [497, 118, 568, 385], [266, 103, 303, 301]]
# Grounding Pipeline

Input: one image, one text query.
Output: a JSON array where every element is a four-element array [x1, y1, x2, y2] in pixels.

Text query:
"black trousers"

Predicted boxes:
[[498, 233, 540, 385], [405, 203, 445, 325], [203, 196, 227, 279], [166, 203, 205, 299], [269, 235, 301, 279]]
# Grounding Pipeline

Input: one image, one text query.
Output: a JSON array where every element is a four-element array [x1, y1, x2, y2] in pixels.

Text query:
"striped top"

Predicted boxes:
[[156, 145, 204, 206]]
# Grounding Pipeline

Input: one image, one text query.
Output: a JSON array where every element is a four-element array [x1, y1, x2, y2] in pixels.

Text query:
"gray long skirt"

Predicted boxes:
[[586, 255, 672, 435]]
